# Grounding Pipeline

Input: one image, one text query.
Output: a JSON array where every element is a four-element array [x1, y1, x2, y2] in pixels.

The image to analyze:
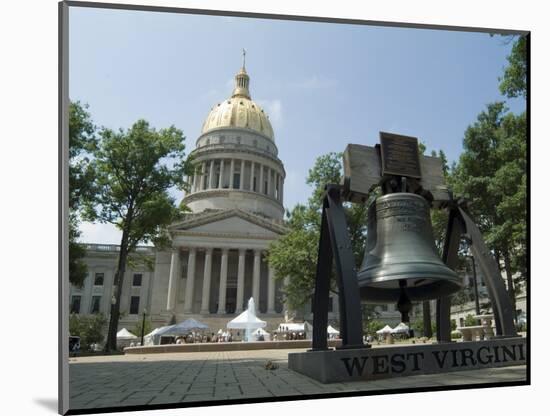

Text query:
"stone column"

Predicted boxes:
[[267, 266, 276, 314], [200, 162, 206, 190], [217, 248, 229, 314], [200, 248, 213, 314], [166, 248, 180, 311], [192, 167, 199, 192], [218, 159, 225, 188], [249, 162, 255, 191], [280, 175, 284, 202], [183, 247, 197, 314], [252, 250, 261, 306], [267, 167, 272, 196], [208, 160, 215, 189], [229, 159, 235, 189], [240, 160, 245, 190], [235, 249, 246, 313], [259, 165, 264, 194]]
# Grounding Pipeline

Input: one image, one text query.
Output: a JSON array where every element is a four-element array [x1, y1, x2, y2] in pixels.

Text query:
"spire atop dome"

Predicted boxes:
[[232, 49, 251, 99]]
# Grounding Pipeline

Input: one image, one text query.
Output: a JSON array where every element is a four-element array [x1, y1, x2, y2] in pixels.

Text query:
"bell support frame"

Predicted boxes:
[[435, 200, 518, 341], [311, 184, 366, 350], [310, 186, 518, 349]]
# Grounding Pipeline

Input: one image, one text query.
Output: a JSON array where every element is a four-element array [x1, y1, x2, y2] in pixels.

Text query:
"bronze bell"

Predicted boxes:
[[358, 192, 462, 303]]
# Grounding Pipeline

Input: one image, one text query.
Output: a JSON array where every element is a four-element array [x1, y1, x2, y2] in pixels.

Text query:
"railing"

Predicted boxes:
[[83, 243, 154, 253]]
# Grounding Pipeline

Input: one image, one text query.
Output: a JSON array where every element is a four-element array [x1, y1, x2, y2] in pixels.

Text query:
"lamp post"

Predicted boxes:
[[140, 308, 147, 347]]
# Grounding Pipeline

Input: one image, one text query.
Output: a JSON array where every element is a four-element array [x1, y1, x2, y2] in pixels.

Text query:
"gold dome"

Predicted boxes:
[[200, 65, 275, 141]]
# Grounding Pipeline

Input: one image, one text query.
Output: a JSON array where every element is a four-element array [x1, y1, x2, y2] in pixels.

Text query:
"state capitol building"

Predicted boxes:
[[69, 61, 344, 331]]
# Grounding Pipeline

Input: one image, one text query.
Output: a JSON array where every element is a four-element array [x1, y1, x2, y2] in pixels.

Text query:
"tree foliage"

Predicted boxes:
[[69, 313, 107, 350], [449, 102, 527, 309], [499, 35, 527, 99], [132, 317, 152, 340], [68, 101, 97, 288], [84, 119, 193, 351], [267, 152, 369, 310]]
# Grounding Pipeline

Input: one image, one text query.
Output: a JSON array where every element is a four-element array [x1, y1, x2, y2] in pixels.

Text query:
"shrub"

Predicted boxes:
[[69, 313, 107, 350]]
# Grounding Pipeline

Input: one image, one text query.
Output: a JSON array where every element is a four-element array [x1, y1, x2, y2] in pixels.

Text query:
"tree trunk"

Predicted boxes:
[[503, 251, 517, 322], [422, 301, 432, 338], [104, 226, 131, 352]]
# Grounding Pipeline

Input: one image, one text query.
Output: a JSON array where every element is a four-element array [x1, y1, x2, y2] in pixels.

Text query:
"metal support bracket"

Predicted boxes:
[[311, 185, 367, 351], [436, 203, 518, 341]]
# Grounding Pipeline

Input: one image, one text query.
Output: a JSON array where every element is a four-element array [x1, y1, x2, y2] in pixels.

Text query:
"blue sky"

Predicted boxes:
[[69, 6, 525, 244]]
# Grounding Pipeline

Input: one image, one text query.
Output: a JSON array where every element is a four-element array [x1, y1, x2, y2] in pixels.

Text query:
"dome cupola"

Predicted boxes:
[[200, 50, 274, 141]]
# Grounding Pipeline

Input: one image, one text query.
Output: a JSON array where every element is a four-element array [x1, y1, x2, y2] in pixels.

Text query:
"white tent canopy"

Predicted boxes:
[[277, 323, 305, 332], [227, 311, 267, 329], [376, 325, 393, 335], [327, 325, 340, 335], [143, 325, 174, 345], [117, 328, 138, 340], [227, 298, 266, 330], [391, 322, 410, 334], [252, 327, 271, 341]]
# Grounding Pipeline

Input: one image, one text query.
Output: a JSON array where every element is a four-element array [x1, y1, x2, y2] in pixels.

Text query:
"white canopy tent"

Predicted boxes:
[[391, 322, 410, 334], [252, 327, 271, 341], [327, 325, 339, 335], [116, 328, 138, 340], [143, 326, 171, 346], [376, 325, 393, 335], [117, 328, 139, 348], [277, 323, 305, 332], [227, 298, 266, 342]]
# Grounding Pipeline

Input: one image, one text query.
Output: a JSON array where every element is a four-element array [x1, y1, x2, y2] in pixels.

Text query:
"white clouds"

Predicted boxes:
[[78, 221, 122, 244], [295, 75, 338, 90], [282, 168, 310, 210], [256, 98, 283, 125]]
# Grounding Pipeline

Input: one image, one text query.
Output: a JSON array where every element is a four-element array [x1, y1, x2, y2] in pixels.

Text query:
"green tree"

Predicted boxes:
[[365, 320, 385, 336], [68, 101, 97, 288], [267, 152, 369, 311], [132, 317, 152, 341], [83, 119, 193, 352], [499, 35, 527, 98], [449, 103, 526, 315], [69, 313, 107, 350]]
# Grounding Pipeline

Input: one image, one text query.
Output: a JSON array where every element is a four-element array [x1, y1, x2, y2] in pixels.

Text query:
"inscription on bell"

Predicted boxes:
[[380, 132, 422, 179], [377, 198, 427, 219]]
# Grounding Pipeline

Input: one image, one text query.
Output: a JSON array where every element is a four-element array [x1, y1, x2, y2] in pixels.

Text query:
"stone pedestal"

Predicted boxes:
[[288, 337, 526, 383]]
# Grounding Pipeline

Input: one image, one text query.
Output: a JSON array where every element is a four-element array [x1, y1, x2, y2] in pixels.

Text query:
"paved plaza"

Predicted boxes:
[[69, 346, 527, 411]]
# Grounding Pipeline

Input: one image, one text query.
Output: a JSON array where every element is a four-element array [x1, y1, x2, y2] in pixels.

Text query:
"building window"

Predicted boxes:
[[264, 181, 268, 194], [70, 296, 81, 314], [94, 273, 104, 286], [133, 274, 142, 287], [233, 173, 240, 189], [90, 296, 101, 314], [253, 177, 257, 192], [130, 296, 140, 315]]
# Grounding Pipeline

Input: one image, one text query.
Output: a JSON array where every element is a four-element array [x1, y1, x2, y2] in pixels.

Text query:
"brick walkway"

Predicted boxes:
[[69, 348, 526, 410]]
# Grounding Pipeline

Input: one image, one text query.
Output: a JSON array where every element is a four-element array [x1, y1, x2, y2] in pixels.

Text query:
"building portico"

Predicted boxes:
[[147, 208, 288, 325]]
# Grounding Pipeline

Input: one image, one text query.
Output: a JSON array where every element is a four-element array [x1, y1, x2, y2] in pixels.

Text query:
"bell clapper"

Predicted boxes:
[[397, 280, 413, 332]]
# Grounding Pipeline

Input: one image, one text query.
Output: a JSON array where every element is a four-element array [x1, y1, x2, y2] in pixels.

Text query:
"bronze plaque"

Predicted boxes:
[[379, 132, 422, 179]]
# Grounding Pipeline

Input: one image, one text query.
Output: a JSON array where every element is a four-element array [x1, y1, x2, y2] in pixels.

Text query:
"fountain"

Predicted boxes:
[[227, 297, 267, 342]]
